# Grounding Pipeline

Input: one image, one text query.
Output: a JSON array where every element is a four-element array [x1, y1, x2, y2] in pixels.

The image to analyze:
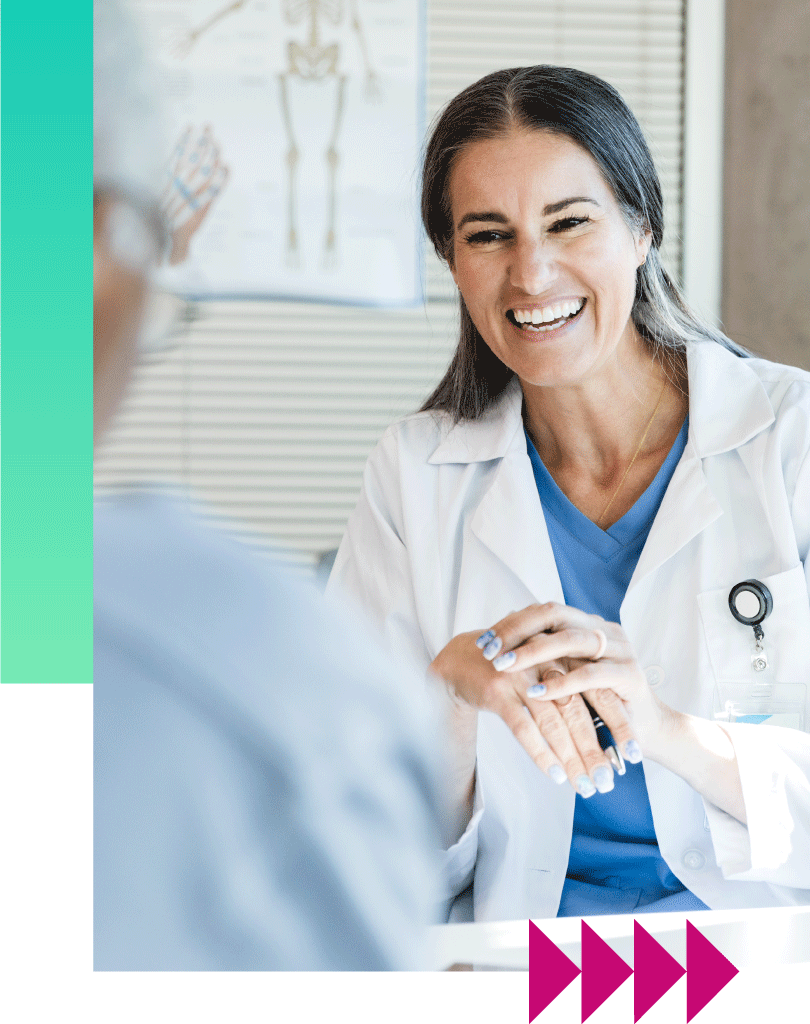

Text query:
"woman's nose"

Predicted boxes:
[[508, 239, 557, 295]]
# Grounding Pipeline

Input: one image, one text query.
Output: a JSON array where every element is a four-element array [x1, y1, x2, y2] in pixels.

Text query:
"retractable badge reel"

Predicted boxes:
[[728, 580, 773, 672]]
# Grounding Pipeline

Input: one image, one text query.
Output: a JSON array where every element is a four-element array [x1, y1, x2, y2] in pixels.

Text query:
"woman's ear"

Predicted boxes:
[[636, 228, 652, 266]]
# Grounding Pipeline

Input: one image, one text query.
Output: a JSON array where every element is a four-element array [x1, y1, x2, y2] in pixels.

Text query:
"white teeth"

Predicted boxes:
[[512, 299, 585, 328]]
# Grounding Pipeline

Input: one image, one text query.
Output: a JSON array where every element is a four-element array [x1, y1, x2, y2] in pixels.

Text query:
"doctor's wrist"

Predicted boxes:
[[635, 693, 682, 760]]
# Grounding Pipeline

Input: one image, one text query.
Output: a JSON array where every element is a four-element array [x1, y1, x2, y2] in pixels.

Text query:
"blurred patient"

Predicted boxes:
[[93, 0, 441, 971]]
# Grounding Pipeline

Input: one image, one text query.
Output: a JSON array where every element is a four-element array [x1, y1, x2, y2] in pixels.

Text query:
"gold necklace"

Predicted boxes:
[[596, 383, 667, 529]]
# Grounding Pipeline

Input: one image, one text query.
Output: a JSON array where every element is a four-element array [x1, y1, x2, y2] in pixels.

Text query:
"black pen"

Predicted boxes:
[[583, 698, 626, 776]]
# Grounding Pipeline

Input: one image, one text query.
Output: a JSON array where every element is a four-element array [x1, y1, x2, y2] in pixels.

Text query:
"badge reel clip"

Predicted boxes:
[[728, 579, 773, 672]]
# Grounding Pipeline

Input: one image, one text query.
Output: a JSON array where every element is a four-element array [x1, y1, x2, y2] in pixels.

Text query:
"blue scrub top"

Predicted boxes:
[[525, 416, 710, 916]]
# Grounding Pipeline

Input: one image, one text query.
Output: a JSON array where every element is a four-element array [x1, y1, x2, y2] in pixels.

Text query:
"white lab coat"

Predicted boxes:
[[329, 340, 810, 922]]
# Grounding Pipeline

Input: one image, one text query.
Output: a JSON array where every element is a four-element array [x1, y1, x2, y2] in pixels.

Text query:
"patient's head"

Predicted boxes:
[[93, 0, 165, 443]]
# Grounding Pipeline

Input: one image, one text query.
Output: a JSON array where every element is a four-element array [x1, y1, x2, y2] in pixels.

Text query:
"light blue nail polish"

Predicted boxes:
[[593, 765, 614, 793], [576, 774, 596, 798], [476, 629, 496, 649], [493, 651, 516, 671], [624, 740, 643, 763], [482, 637, 502, 660], [526, 683, 547, 698], [548, 765, 567, 785]]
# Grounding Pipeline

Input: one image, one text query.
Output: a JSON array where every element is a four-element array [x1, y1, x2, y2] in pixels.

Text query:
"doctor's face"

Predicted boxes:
[[447, 129, 650, 389]]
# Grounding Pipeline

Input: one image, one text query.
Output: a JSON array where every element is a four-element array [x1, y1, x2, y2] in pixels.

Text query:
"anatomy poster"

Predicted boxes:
[[133, 0, 424, 304]]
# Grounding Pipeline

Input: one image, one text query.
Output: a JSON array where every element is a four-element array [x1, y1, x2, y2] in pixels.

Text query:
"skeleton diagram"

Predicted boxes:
[[176, 0, 379, 269]]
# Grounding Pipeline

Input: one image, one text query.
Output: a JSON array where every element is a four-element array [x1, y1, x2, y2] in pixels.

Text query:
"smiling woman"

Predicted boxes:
[[328, 65, 810, 924], [448, 131, 649, 398]]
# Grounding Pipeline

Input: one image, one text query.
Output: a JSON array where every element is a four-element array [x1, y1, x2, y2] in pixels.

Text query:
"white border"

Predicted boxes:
[[682, 0, 726, 325]]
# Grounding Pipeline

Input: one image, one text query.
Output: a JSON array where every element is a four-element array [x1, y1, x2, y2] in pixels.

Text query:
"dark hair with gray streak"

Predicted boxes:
[[420, 65, 746, 421]]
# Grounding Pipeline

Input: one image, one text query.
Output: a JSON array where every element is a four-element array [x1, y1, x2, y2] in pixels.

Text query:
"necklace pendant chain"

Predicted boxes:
[[596, 382, 667, 529]]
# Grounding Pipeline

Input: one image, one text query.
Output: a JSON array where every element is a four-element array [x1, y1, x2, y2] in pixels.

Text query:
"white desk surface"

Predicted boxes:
[[429, 904, 810, 971]]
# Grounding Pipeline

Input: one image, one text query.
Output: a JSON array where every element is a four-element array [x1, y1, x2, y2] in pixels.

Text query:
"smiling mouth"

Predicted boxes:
[[507, 298, 586, 332]]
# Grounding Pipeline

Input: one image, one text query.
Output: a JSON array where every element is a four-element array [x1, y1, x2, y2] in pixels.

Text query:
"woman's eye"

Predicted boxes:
[[549, 216, 589, 233], [464, 229, 509, 244]]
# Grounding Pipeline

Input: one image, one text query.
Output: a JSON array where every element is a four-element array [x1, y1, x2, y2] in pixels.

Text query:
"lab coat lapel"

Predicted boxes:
[[429, 379, 564, 615], [626, 342, 775, 599], [470, 447, 565, 607], [625, 442, 723, 594]]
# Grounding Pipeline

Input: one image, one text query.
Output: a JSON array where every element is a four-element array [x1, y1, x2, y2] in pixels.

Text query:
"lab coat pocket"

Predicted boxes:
[[697, 564, 810, 731]]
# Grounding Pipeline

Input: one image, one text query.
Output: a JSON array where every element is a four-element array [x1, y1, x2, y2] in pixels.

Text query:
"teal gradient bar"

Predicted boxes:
[[2, 4, 93, 682]]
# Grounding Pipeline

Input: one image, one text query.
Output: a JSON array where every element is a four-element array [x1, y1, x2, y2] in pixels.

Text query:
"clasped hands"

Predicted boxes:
[[430, 602, 667, 797]]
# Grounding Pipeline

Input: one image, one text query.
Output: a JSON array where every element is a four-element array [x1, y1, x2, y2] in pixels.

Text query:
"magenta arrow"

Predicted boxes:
[[581, 921, 633, 1022], [529, 921, 581, 1022], [633, 921, 686, 1021], [686, 920, 739, 1021]]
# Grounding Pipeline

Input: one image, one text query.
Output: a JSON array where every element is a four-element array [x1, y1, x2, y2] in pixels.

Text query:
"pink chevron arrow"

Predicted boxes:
[[581, 921, 633, 1021], [529, 921, 581, 1022], [686, 920, 739, 1021], [633, 921, 686, 1021]]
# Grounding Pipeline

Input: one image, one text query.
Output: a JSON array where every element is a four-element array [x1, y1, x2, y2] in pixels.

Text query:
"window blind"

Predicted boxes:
[[95, 0, 686, 574]]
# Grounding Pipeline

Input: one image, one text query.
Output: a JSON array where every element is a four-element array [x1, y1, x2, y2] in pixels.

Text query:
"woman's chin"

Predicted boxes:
[[507, 349, 596, 390]]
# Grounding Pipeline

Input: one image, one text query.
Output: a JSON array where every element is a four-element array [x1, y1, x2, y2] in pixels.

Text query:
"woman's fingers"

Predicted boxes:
[[436, 630, 620, 795], [477, 603, 625, 670], [476, 603, 575, 660], [497, 698, 569, 787], [584, 687, 642, 764], [547, 694, 615, 794], [493, 626, 616, 672], [526, 656, 645, 705]]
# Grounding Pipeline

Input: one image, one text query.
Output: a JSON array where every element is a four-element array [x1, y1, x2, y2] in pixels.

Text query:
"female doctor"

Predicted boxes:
[[329, 66, 810, 922]]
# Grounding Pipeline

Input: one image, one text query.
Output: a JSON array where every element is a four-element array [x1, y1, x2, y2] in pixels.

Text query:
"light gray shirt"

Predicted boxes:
[[94, 491, 442, 971]]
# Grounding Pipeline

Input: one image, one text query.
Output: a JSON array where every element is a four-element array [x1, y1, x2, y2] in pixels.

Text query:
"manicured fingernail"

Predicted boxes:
[[575, 774, 597, 798], [493, 651, 516, 671], [526, 683, 547, 698], [607, 747, 626, 775], [593, 765, 614, 793], [482, 637, 502, 660], [548, 765, 567, 785], [476, 630, 496, 649], [624, 740, 643, 763]]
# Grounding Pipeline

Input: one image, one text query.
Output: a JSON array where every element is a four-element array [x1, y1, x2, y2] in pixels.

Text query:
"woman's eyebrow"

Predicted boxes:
[[543, 196, 600, 215], [456, 211, 508, 230]]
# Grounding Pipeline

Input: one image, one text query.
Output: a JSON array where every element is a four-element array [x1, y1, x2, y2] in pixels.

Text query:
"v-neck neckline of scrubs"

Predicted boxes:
[[525, 416, 689, 561]]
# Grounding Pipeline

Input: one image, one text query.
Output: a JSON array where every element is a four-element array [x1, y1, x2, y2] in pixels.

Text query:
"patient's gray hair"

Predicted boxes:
[[94, 0, 165, 207]]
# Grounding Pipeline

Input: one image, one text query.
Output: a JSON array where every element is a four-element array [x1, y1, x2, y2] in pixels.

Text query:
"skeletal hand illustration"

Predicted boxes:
[[161, 125, 229, 266]]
